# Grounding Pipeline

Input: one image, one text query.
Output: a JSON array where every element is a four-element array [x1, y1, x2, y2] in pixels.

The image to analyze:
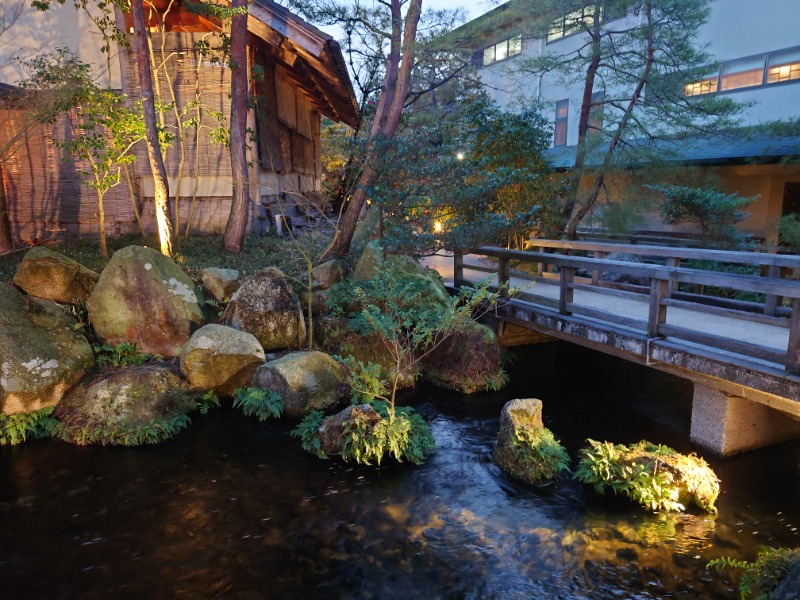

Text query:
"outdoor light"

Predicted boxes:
[[433, 221, 443, 233], [456, 152, 465, 161]]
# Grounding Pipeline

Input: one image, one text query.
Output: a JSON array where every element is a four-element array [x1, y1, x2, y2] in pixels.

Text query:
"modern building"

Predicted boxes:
[[0, 0, 357, 243], [452, 0, 800, 243]]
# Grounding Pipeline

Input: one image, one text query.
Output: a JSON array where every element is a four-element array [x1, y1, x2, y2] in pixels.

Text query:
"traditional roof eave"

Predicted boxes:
[[247, 0, 358, 127]]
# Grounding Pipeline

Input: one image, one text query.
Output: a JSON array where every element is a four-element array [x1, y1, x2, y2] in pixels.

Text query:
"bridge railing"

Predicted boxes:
[[452, 241, 800, 375]]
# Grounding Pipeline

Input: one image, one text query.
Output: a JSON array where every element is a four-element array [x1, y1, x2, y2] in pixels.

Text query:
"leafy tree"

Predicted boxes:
[[58, 85, 146, 258], [649, 184, 755, 248], [511, 0, 744, 238]]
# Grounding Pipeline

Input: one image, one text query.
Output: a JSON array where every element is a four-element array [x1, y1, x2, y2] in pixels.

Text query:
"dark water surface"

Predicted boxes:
[[2, 343, 800, 599]]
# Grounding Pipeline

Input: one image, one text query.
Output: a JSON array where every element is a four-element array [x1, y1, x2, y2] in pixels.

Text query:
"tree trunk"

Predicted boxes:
[[0, 165, 13, 253], [97, 190, 108, 258], [131, 0, 174, 257], [223, 0, 251, 254], [324, 0, 423, 258]]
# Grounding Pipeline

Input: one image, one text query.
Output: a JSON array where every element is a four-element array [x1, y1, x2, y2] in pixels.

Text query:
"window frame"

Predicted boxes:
[[554, 99, 569, 147], [481, 35, 523, 67]]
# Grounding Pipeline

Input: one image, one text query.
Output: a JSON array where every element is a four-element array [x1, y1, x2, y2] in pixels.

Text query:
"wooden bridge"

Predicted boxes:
[[427, 240, 800, 456]]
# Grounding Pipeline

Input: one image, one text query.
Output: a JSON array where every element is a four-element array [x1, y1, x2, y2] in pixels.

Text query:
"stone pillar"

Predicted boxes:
[[691, 384, 800, 456]]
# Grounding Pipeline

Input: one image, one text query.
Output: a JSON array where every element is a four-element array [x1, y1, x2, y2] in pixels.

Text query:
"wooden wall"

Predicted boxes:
[[1, 33, 327, 244]]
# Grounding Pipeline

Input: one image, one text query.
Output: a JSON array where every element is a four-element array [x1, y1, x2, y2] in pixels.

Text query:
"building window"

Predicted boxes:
[[482, 35, 523, 66], [684, 76, 719, 96], [546, 2, 627, 44], [767, 48, 800, 84], [554, 99, 569, 146], [720, 56, 765, 91]]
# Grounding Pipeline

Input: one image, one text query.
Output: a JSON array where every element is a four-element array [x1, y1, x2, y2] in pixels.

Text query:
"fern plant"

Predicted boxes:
[[232, 387, 283, 421], [0, 406, 58, 445], [196, 391, 220, 415], [92, 342, 163, 367], [512, 426, 571, 482], [290, 410, 327, 458], [708, 546, 800, 599], [54, 413, 191, 446]]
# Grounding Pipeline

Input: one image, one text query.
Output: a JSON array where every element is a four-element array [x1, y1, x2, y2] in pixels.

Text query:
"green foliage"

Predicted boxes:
[[338, 356, 389, 404], [779, 213, 800, 248], [340, 402, 435, 466], [92, 342, 162, 367], [575, 439, 686, 512], [679, 260, 763, 302], [649, 185, 756, 249], [484, 368, 510, 392], [232, 387, 283, 422], [291, 410, 327, 458], [708, 547, 800, 600], [0, 407, 58, 445], [54, 413, 191, 446], [196, 391, 220, 415], [511, 426, 571, 483]]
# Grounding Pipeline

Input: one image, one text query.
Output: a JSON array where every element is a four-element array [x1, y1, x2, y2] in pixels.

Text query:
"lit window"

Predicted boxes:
[[482, 35, 523, 66], [547, 2, 624, 43], [720, 56, 765, 91], [767, 48, 800, 84], [554, 99, 568, 146], [684, 76, 719, 96]]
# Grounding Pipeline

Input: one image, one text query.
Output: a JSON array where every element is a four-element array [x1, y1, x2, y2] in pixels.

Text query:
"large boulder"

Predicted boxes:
[[317, 403, 382, 455], [772, 555, 800, 600], [179, 324, 265, 396], [0, 284, 94, 414], [201, 267, 240, 304], [494, 398, 570, 485], [12, 246, 99, 304], [311, 260, 343, 290], [222, 268, 306, 351], [251, 351, 345, 418], [349, 207, 381, 260], [87, 245, 205, 358], [423, 320, 505, 393], [53, 364, 194, 445]]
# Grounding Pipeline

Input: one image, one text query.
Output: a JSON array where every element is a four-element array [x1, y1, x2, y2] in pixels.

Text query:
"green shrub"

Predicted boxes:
[[232, 387, 283, 421], [0, 406, 58, 445], [53, 413, 191, 446], [196, 391, 220, 415], [575, 439, 720, 513], [92, 342, 163, 367], [708, 546, 800, 600], [779, 213, 800, 248], [340, 402, 435, 466]]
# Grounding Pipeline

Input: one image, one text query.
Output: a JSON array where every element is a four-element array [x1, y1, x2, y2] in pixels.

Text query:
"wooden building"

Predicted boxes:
[[0, 0, 357, 243]]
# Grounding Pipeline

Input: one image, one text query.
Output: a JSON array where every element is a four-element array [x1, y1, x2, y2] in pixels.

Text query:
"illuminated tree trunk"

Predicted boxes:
[[324, 0, 423, 258], [130, 0, 174, 257], [223, 0, 251, 253]]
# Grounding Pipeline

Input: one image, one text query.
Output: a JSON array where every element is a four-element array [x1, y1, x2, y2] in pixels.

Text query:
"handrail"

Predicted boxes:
[[453, 244, 800, 375]]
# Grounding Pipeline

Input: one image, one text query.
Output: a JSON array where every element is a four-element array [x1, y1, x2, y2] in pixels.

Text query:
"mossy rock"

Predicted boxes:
[[0, 284, 94, 415], [53, 364, 195, 446], [423, 320, 505, 393], [494, 398, 570, 485], [349, 207, 381, 260], [575, 439, 720, 513], [201, 267, 240, 304], [12, 246, 99, 305]]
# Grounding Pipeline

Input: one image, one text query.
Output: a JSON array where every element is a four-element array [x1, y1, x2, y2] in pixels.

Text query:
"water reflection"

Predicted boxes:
[[0, 343, 798, 598]]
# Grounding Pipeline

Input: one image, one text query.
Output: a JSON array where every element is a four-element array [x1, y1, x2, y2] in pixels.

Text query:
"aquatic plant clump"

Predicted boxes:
[[575, 439, 720, 513], [54, 413, 191, 446], [503, 426, 571, 484], [708, 546, 800, 599], [0, 406, 58, 445]]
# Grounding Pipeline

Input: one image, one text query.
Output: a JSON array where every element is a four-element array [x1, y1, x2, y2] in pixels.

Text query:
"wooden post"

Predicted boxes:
[[498, 257, 510, 296], [764, 264, 780, 316], [647, 277, 668, 338], [535, 245, 544, 277], [665, 256, 680, 298], [454, 252, 464, 286], [787, 298, 800, 375], [559, 266, 574, 315], [592, 250, 602, 286]]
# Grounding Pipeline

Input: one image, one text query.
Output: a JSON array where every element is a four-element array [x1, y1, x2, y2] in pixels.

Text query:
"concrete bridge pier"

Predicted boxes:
[[690, 384, 800, 456]]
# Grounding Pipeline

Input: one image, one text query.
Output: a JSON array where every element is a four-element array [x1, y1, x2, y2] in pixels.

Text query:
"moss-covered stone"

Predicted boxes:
[[494, 398, 570, 485], [223, 267, 306, 351], [12, 246, 99, 305], [575, 439, 720, 513], [317, 403, 381, 455], [87, 245, 206, 358], [53, 364, 194, 445], [179, 324, 265, 396], [423, 320, 505, 393], [0, 284, 93, 414], [252, 351, 345, 418], [201, 267, 240, 303]]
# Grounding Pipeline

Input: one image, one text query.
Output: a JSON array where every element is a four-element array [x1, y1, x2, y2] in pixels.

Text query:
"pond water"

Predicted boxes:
[[2, 342, 800, 599]]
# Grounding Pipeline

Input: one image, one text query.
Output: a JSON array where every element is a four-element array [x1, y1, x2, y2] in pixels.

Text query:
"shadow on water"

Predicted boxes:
[[2, 342, 800, 598]]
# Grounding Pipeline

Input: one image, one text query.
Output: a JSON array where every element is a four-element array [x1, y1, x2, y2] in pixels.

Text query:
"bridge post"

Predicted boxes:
[[647, 277, 668, 337], [454, 252, 464, 285], [559, 267, 574, 315], [764, 264, 780, 316], [788, 298, 800, 375], [498, 258, 509, 296], [690, 384, 800, 455]]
